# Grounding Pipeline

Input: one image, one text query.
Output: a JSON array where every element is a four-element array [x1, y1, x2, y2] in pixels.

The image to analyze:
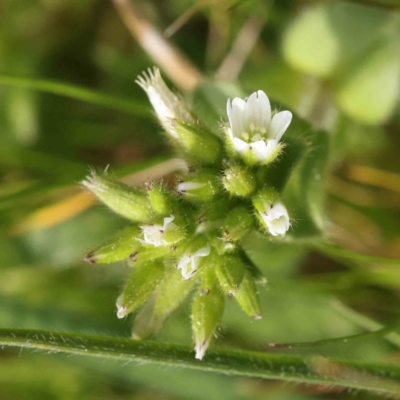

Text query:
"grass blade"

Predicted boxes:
[[0, 75, 148, 116]]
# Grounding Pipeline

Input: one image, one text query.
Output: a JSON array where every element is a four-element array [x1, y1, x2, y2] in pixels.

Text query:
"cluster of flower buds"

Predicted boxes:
[[83, 67, 293, 360]]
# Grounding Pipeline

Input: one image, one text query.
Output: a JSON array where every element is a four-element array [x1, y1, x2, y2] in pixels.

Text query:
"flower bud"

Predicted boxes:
[[147, 182, 179, 215], [222, 164, 257, 197], [154, 266, 196, 317], [235, 270, 262, 320], [131, 296, 163, 339], [191, 271, 224, 360], [172, 121, 222, 164], [253, 189, 290, 237], [84, 225, 141, 264], [176, 173, 220, 203], [136, 68, 194, 139], [223, 207, 254, 242], [116, 261, 164, 319], [82, 171, 152, 222], [215, 254, 245, 295]]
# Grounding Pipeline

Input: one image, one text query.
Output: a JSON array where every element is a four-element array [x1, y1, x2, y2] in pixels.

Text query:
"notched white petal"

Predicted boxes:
[[270, 111, 292, 142]]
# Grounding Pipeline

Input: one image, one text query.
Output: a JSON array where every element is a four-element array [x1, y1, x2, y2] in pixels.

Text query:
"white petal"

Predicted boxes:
[[194, 246, 211, 257], [243, 91, 271, 131], [257, 90, 272, 127], [265, 202, 289, 221], [177, 182, 205, 192], [229, 97, 246, 137], [243, 92, 259, 130], [250, 139, 277, 162], [232, 137, 250, 155], [267, 217, 289, 236], [142, 224, 164, 246], [270, 111, 292, 142], [262, 201, 290, 237], [163, 215, 176, 231], [177, 254, 192, 279]]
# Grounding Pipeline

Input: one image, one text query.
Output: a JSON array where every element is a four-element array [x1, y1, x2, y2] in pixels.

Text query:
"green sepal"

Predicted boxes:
[[82, 171, 152, 222], [148, 181, 179, 215], [127, 244, 179, 265], [191, 271, 224, 360], [84, 225, 141, 264], [116, 261, 164, 318], [222, 163, 257, 197], [215, 254, 245, 295], [163, 224, 187, 245], [235, 269, 262, 320], [131, 296, 163, 339], [223, 207, 254, 242], [154, 266, 196, 317], [173, 121, 222, 164], [177, 172, 220, 203], [252, 187, 280, 213]]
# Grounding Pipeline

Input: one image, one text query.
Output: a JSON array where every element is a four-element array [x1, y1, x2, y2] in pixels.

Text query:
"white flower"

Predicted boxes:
[[141, 216, 176, 247], [177, 246, 210, 280], [136, 67, 193, 137], [261, 202, 290, 237], [226, 90, 292, 163]]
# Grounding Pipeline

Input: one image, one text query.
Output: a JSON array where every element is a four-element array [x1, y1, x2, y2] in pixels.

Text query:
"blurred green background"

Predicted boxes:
[[1, 0, 400, 399]]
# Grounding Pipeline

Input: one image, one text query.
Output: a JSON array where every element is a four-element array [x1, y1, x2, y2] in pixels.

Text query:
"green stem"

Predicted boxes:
[[0, 76, 148, 116], [1, 328, 400, 394]]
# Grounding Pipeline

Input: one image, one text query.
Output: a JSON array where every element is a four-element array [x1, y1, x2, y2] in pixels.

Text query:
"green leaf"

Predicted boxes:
[[2, 328, 400, 394], [283, 127, 330, 238], [0, 75, 148, 116], [282, 3, 395, 78], [335, 39, 400, 125]]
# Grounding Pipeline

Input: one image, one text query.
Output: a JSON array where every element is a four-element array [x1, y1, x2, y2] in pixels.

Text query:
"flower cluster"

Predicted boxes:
[[83, 67, 293, 360]]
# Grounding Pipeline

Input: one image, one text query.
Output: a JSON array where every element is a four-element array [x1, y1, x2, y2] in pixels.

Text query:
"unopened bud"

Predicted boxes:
[[131, 296, 163, 339], [253, 189, 290, 237], [173, 121, 222, 164], [154, 266, 196, 317], [222, 164, 256, 197], [147, 182, 178, 215], [191, 273, 224, 360], [215, 254, 245, 295], [177, 173, 220, 203], [136, 67, 194, 139], [82, 171, 151, 222], [116, 261, 164, 319], [84, 225, 141, 264], [235, 270, 262, 320], [223, 207, 254, 242]]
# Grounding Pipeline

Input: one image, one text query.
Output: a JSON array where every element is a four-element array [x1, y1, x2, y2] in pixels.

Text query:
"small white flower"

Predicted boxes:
[[141, 216, 176, 247], [261, 202, 290, 237], [136, 67, 193, 137], [177, 246, 210, 280], [226, 90, 292, 163]]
